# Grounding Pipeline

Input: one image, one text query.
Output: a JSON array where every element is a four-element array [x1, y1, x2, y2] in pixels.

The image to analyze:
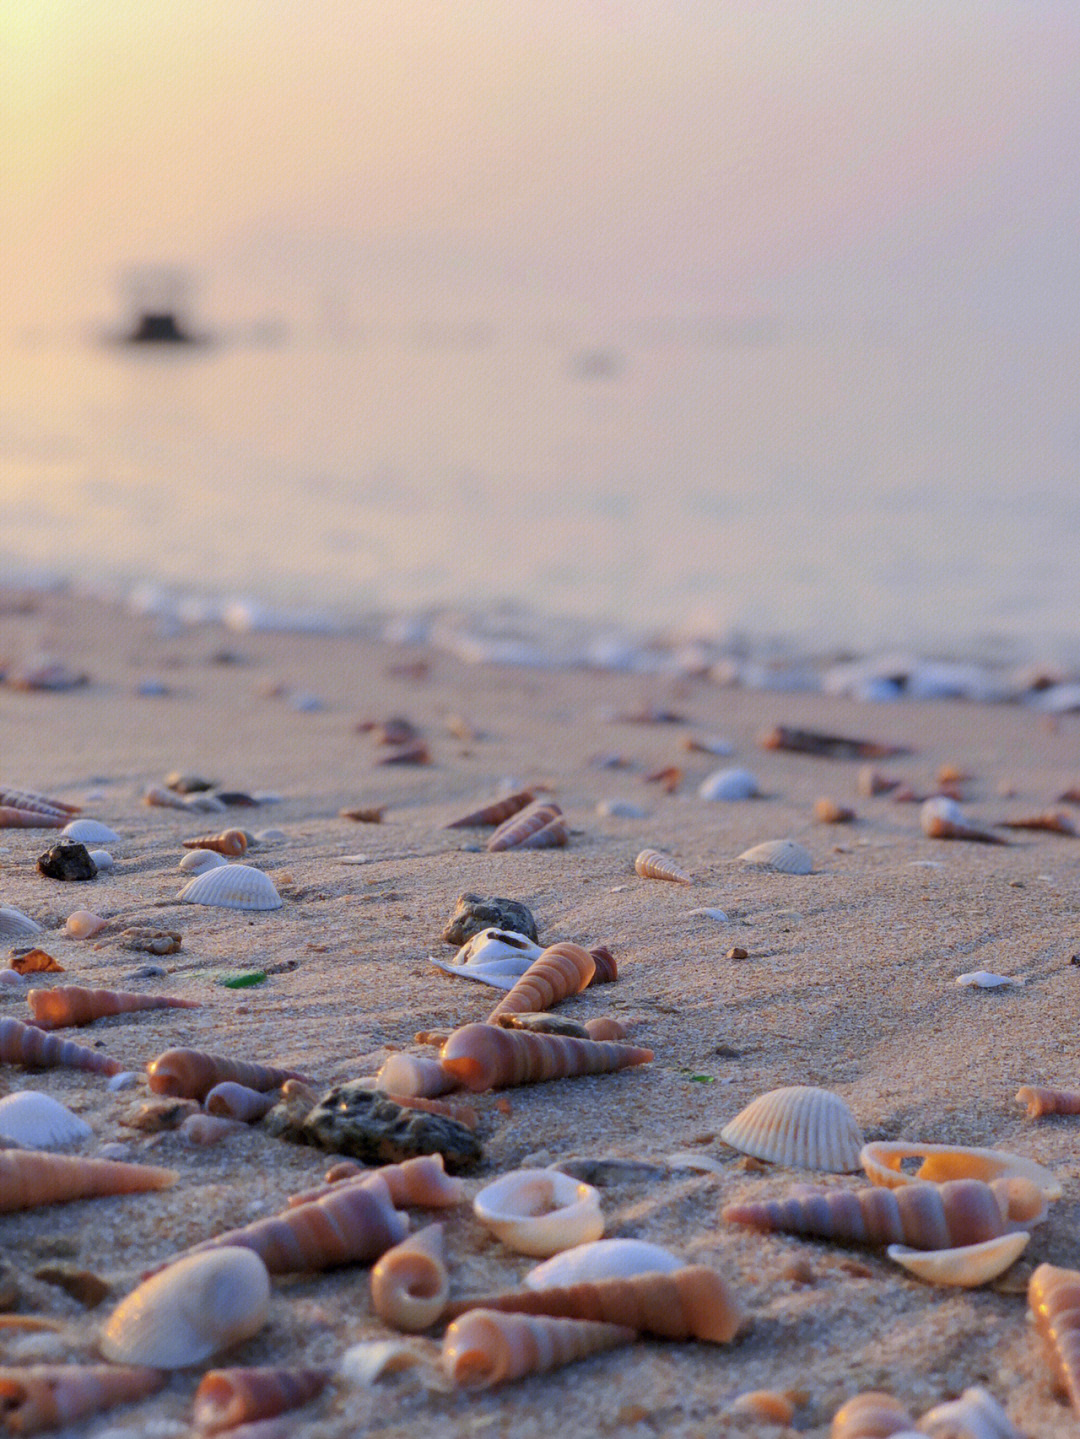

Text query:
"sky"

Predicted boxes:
[[2, 0, 1078, 334]]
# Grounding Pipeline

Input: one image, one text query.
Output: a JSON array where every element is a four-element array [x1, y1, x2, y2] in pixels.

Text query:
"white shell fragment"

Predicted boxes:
[[737, 839, 813, 874], [61, 819, 121, 843], [955, 970, 1022, 989], [0, 905, 42, 939], [698, 767, 759, 802], [0, 1091, 93, 1148], [721, 1086, 864, 1172], [887, 1231, 1031, 1288], [860, 1140, 1062, 1200], [525, 1238, 682, 1290], [177, 863, 282, 911], [918, 1386, 1023, 1438], [338, 1338, 431, 1387], [473, 1169, 604, 1257], [428, 928, 542, 989], [687, 908, 730, 922], [179, 848, 228, 875]]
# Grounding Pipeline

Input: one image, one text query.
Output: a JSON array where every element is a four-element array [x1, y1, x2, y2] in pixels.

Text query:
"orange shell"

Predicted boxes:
[[583, 1017, 629, 1042], [439, 1023, 653, 1092], [487, 942, 596, 1020], [0, 1016, 121, 1076], [27, 986, 200, 1029], [0, 806, 65, 829], [442, 1308, 634, 1388], [192, 1366, 331, 1434], [0, 1365, 165, 1432], [1016, 1084, 1080, 1118], [0, 1149, 177, 1212], [1028, 1262, 1080, 1415], [181, 828, 248, 856], [446, 790, 535, 828], [146, 1048, 307, 1101], [829, 1391, 916, 1437]]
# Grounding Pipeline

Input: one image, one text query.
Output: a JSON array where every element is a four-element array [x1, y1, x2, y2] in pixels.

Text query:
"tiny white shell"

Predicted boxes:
[[917, 1386, 1022, 1439], [686, 908, 730, 922], [473, 1169, 604, 1257], [0, 1090, 93, 1148], [699, 767, 760, 802], [525, 1238, 682, 1290], [338, 1337, 431, 1386], [737, 839, 813, 874], [179, 848, 228, 875], [177, 863, 282, 911], [61, 819, 121, 843], [595, 799, 648, 819], [87, 849, 114, 871], [0, 905, 42, 939], [955, 970, 1022, 988], [887, 1231, 1030, 1287], [721, 1086, 864, 1172]]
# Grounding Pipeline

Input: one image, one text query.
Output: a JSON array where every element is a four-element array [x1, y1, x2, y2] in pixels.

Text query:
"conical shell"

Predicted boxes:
[[61, 818, 121, 843], [101, 1248, 271, 1368], [1015, 1084, 1080, 1118], [375, 1053, 460, 1098], [193, 1365, 331, 1434], [439, 1023, 654, 1092], [0, 1364, 165, 1432], [473, 1170, 604, 1257], [0, 787, 79, 816], [286, 1154, 465, 1211], [829, 1392, 916, 1438], [27, 985, 201, 1030], [179, 847, 228, 875], [182, 828, 248, 856], [0, 806, 65, 829], [370, 1224, 449, 1331], [487, 942, 596, 1020], [737, 839, 813, 874], [446, 790, 535, 828], [178, 863, 282, 910], [441, 1309, 635, 1389], [0, 1016, 122, 1076], [920, 796, 1007, 844], [205, 1082, 280, 1123], [917, 1386, 1022, 1438], [525, 1239, 682, 1290], [587, 944, 618, 983], [0, 906, 41, 939], [721, 1086, 864, 1172], [487, 800, 567, 851], [146, 1048, 306, 1101], [0, 1149, 176, 1211], [698, 767, 759, 801], [444, 1265, 746, 1344], [887, 1231, 1031, 1287], [633, 849, 692, 884], [1028, 1262, 1080, 1415], [860, 1140, 1062, 1200], [0, 1091, 93, 1148]]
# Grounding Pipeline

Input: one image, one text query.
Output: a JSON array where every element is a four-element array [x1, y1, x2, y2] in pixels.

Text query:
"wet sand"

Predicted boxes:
[[0, 589, 1078, 1437]]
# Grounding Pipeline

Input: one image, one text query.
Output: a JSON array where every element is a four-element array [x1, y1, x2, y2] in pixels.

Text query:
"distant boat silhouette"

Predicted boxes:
[[109, 265, 210, 346]]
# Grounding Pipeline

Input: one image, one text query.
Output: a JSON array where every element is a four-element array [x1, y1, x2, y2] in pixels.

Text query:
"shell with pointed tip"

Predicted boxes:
[[286, 1154, 466, 1211], [178, 863, 281, 910], [487, 942, 596, 1021], [205, 1082, 280, 1123], [525, 1239, 681, 1291], [101, 1247, 271, 1368], [193, 1366, 332, 1434], [0, 787, 78, 816], [1028, 1262, 1080, 1415], [370, 1224, 449, 1331], [444, 1265, 745, 1344], [698, 768, 759, 802], [0, 1149, 176, 1211], [829, 1392, 916, 1438], [920, 796, 1007, 844], [0, 1091, 92, 1149], [442, 1309, 634, 1389], [446, 790, 535, 828], [1016, 1084, 1080, 1119], [61, 818, 121, 843], [439, 1024, 654, 1092], [738, 839, 813, 874], [0, 906, 41, 939], [28, 985, 201, 1030], [146, 1048, 306, 1101], [0, 1017, 121, 1076], [887, 1231, 1030, 1287], [634, 849, 692, 885], [0, 1364, 166, 1432], [918, 1386, 1022, 1438], [473, 1170, 603, 1257], [860, 1140, 1062, 1200], [0, 806, 65, 829], [182, 828, 248, 856], [721, 1086, 864, 1172], [487, 800, 567, 851], [375, 1053, 460, 1098], [179, 847, 228, 875]]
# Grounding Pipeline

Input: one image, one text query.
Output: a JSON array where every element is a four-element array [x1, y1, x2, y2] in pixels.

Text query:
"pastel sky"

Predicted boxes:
[[2, 0, 1078, 331]]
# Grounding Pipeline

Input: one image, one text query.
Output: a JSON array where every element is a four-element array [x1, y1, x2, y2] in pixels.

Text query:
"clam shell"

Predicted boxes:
[[473, 1169, 604, 1257], [100, 1247, 271, 1367], [525, 1238, 682, 1290], [887, 1232, 1030, 1287], [721, 1086, 864, 1172], [860, 1141, 1062, 1200], [0, 906, 41, 939], [86, 849, 114, 871], [61, 819, 121, 843], [0, 1091, 93, 1148], [829, 1392, 917, 1437], [917, 1386, 1022, 1438], [178, 864, 282, 911], [737, 839, 813, 874], [180, 848, 228, 875], [698, 767, 759, 802]]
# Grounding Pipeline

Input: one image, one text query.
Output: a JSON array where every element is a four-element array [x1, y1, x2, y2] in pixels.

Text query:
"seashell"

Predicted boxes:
[[525, 1239, 682, 1291], [634, 849, 692, 884], [1028, 1262, 1080, 1415], [446, 790, 535, 828], [999, 810, 1077, 835], [737, 838, 813, 874], [760, 726, 908, 760], [0, 806, 65, 829], [583, 1017, 628, 1042], [918, 1386, 1022, 1438], [721, 1176, 1045, 1249], [586, 944, 617, 982], [142, 784, 189, 809], [860, 1141, 1062, 1200], [473, 1169, 604, 1257], [730, 1391, 795, 1423], [920, 796, 1007, 844], [375, 1054, 460, 1099], [205, 1082, 281, 1123], [183, 791, 229, 813], [178, 863, 282, 910], [0, 1149, 176, 1211], [193, 1366, 332, 1434], [444, 1265, 746, 1343], [682, 734, 734, 756], [181, 1113, 245, 1145], [9, 949, 63, 975], [887, 1231, 1030, 1287], [0, 1016, 121, 1076], [487, 942, 596, 1021], [182, 828, 248, 856], [955, 970, 1022, 988], [698, 767, 759, 802], [441, 1309, 634, 1389], [287, 1154, 466, 1211], [644, 764, 682, 793], [0, 969, 27, 988], [64, 910, 108, 939], [495, 1012, 590, 1038], [27, 985, 201, 1030], [101, 1247, 271, 1367], [814, 797, 855, 824], [0, 1091, 93, 1149], [595, 799, 647, 819], [86, 848, 113, 870], [147, 1048, 308, 1101], [60, 818, 120, 843], [721, 1086, 864, 1172], [337, 1337, 431, 1386], [829, 1392, 916, 1438], [439, 1024, 654, 1092], [376, 739, 431, 765], [0, 906, 42, 939], [487, 800, 567, 851], [0, 787, 79, 816], [179, 847, 228, 874], [428, 928, 544, 991], [370, 1223, 449, 1331], [1016, 1084, 1080, 1118], [0, 1364, 166, 1431]]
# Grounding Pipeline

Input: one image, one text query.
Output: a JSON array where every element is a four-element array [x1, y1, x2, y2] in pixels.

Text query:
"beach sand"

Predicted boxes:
[[0, 589, 1077, 1437]]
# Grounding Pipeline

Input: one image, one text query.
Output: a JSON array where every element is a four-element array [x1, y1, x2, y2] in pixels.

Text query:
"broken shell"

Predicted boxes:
[[1028, 1262, 1080, 1416], [887, 1231, 1030, 1287], [487, 942, 596, 1020], [698, 768, 759, 802], [1015, 1084, 1080, 1118], [428, 928, 543, 989], [473, 1169, 604, 1257], [337, 1338, 431, 1386], [441, 1309, 634, 1389], [193, 1365, 331, 1434], [917, 1386, 1022, 1438], [0, 1149, 176, 1211], [28, 985, 201, 1029], [860, 1141, 1062, 1200], [370, 1224, 449, 1331], [179, 847, 228, 875], [955, 970, 1021, 988], [205, 1083, 280, 1123], [829, 1392, 916, 1437], [439, 1024, 653, 1092], [721, 1086, 864, 1172], [634, 849, 692, 884], [737, 838, 813, 874], [0, 906, 42, 940], [60, 819, 120, 844], [182, 828, 248, 856], [177, 864, 282, 910], [525, 1239, 682, 1290], [920, 796, 1007, 844], [0, 1091, 93, 1148], [0, 1364, 166, 1432]]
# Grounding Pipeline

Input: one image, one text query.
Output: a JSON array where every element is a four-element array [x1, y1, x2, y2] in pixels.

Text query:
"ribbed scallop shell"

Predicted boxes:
[[446, 790, 535, 828], [487, 942, 596, 1020], [486, 800, 567, 851], [860, 1140, 1062, 1200], [0, 1149, 176, 1211], [473, 1170, 604, 1257], [193, 1365, 331, 1434], [441, 1309, 634, 1389], [439, 1024, 654, 1092], [0, 1364, 166, 1432], [182, 828, 248, 856], [0, 906, 42, 939], [28, 985, 201, 1030], [375, 1053, 460, 1098], [0, 1016, 122, 1076], [525, 1239, 682, 1291], [178, 863, 282, 910], [0, 1091, 92, 1148], [1028, 1262, 1080, 1415], [101, 1248, 271, 1368], [61, 819, 121, 843], [205, 1082, 280, 1123], [737, 839, 813, 874], [918, 1386, 1022, 1438], [179, 847, 228, 875], [370, 1224, 449, 1331], [1015, 1084, 1080, 1118], [146, 1048, 305, 1101], [721, 1086, 864, 1172], [829, 1392, 916, 1438], [633, 849, 692, 884], [889, 1232, 1030, 1287], [698, 767, 759, 801]]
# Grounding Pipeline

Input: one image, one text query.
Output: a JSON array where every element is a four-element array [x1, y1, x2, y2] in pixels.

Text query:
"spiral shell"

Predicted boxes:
[[1028, 1262, 1080, 1415], [860, 1140, 1062, 1200], [473, 1170, 603, 1257], [177, 863, 282, 910], [829, 1392, 916, 1438], [0, 1091, 92, 1149], [0, 1016, 121, 1076], [0, 786, 79, 816], [205, 1082, 281, 1123], [286, 1154, 465, 1211], [0, 906, 42, 939], [192, 1366, 331, 1434], [487, 800, 567, 851], [439, 1023, 653, 1092], [587, 944, 618, 983], [918, 1386, 1022, 1438], [1015, 1084, 1080, 1118], [370, 1224, 449, 1331], [487, 942, 596, 1021], [375, 1053, 460, 1098], [0, 1149, 176, 1211], [920, 796, 1006, 844], [0, 806, 65, 829], [737, 839, 814, 874], [446, 790, 535, 828], [633, 849, 692, 884], [102, 1248, 271, 1368], [721, 1086, 864, 1172], [61, 818, 121, 843], [0, 1364, 166, 1432], [27, 985, 200, 1030], [442, 1309, 634, 1389], [525, 1239, 682, 1290], [182, 828, 248, 856], [887, 1231, 1031, 1288], [146, 1048, 307, 1101]]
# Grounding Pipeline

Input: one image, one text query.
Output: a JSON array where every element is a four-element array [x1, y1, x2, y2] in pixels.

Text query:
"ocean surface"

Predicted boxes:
[[2, 323, 1078, 671]]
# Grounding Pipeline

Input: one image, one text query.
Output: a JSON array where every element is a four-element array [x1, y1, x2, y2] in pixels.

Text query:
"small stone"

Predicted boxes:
[[290, 1083, 482, 1172], [119, 928, 182, 955], [215, 792, 260, 807], [10, 948, 64, 974], [36, 842, 97, 881], [166, 773, 215, 793], [340, 806, 385, 823], [33, 1264, 111, 1308], [121, 1098, 200, 1132], [442, 893, 539, 946], [726, 947, 749, 960]]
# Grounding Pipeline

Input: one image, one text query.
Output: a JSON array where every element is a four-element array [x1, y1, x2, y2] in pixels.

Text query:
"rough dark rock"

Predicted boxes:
[[0, 1259, 19, 1310], [36, 842, 97, 881], [442, 893, 538, 946]]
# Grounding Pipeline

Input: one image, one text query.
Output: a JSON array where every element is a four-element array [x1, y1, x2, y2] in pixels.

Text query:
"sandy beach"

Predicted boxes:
[[0, 587, 1078, 1438]]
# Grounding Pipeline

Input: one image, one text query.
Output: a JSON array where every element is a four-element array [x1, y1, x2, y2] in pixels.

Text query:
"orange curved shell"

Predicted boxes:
[[587, 944, 618, 983], [439, 1023, 653, 1092], [731, 1391, 795, 1423], [182, 828, 248, 856], [1029, 1262, 1080, 1415], [487, 942, 596, 1020], [193, 1366, 331, 1434], [0, 1016, 121, 1076], [27, 985, 200, 1030], [0, 806, 65, 829], [1016, 1084, 1080, 1118], [204, 1082, 280, 1123], [829, 1391, 916, 1437], [634, 849, 692, 884], [146, 1048, 307, 1101], [584, 1017, 629, 1042], [0, 1365, 165, 1432], [887, 1231, 1031, 1287], [860, 1140, 1062, 1200], [442, 1308, 634, 1389], [487, 800, 567, 851], [446, 790, 535, 828], [0, 1149, 176, 1212], [370, 1224, 449, 1331]]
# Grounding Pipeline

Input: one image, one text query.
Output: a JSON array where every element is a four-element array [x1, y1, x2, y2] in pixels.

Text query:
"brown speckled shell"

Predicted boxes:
[[0, 1149, 176, 1212], [442, 1309, 634, 1389], [1028, 1262, 1080, 1415], [487, 943, 596, 1020], [0, 1016, 121, 1076], [146, 1048, 309, 1101], [439, 1023, 653, 1092], [193, 1366, 331, 1434], [0, 1365, 165, 1432], [27, 986, 200, 1029]]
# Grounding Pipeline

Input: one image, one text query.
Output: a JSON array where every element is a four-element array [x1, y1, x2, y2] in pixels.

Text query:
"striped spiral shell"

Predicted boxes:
[[860, 1140, 1062, 1200], [446, 790, 535, 828], [146, 1048, 307, 1101], [0, 1149, 176, 1212], [722, 1086, 864, 1172], [286, 1154, 466, 1211], [0, 806, 65, 829], [1015, 1084, 1080, 1118], [487, 942, 596, 1020], [442, 1309, 634, 1389], [0, 1365, 165, 1432], [375, 1053, 460, 1098], [0, 786, 79, 816], [487, 800, 568, 851], [370, 1223, 449, 1331], [193, 1366, 332, 1434], [634, 849, 692, 884], [182, 828, 248, 856], [1028, 1262, 1080, 1415], [205, 1082, 281, 1123], [920, 796, 1006, 844], [27, 985, 200, 1029], [439, 1023, 653, 1092], [829, 1392, 916, 1437], [0, 1016, 122, 1076]]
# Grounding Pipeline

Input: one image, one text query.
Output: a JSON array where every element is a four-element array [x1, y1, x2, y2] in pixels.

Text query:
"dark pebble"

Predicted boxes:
[[442, 893, 539, 946], [36, 842, 97, 881]]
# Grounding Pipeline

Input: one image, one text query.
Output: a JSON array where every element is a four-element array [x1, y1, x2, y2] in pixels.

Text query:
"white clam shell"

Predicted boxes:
[[887, 1232, 1030, 1288], [453, 929, 543, 968], [525, 1238, 682, 1290], [87, 849, 114, 871], [737, 839, 813, 874], [699, 767, 759, 801], [177, 863, 282, 911], [61, 819, 121, 843], [955, 970, 1022, 988], [721, 1086, 864, 1172], [473, 1169, 604, 1257], [179, 847, 228, 875], [0, 905, 42, 939], [0, 1090, 93, 1148], [100, 1246, 271, 1367], [917, 1386, 1022, 1438], [860, 1140, 1062, 1201]]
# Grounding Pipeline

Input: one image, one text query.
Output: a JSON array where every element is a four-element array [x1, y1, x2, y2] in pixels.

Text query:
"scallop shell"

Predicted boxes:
[[179, 847, 228, 875], [887, 1231, 1030, 1287], [0, 906, 42, 939], [370, 1224, 449, 1331], [28, 985, 201, 1029], [193, 1365, 331, 1434], [860, 1141, 1062, 1200], [61, 819, 121, 843], [445, 790, 535, 828], [146, 1048, 306, 1101], [737, 839, 813, 874], [375, 1054, 460, 1099], [178, 863, 282, 910], [101, 1247, 271, 1368], [721, 1086, 863, 1172], [633, 849, 692, 885], [473, 1170, 604, 1257], [829, 1392, 917, 1438], [486, 800, 567, 851], [1015, 1084, 1080, 1118], [0, 1091, 93, 1148], [525, 1239, 682, 1291], [0, 1364, 166, 1432], [917, 1386, 1022, 1438], [0, 1016, 122, 1076], [698, 767, 759, 801], [182, 828, 248, 856], [487, 942, 596, 1020], [0, 1149, 176, 1211], [439, 1024, 654, 1092], [441, 1309, 634, 1389], [1028, 1262, 1080, 1415]]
